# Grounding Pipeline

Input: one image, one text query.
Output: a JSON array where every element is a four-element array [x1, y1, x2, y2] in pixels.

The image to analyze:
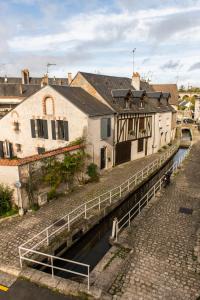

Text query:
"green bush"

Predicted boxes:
[[0, 184, 13, 216], [47, 188, 58, 201], [86, 163, 99, 182], [30, 203, 39, 211]]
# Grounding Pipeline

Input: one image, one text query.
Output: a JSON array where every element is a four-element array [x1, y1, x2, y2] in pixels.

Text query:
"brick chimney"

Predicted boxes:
[[132, 72, 140, 90], [68, 72, 72, 85], [41, 74, 48, 87], [21, 69, 30, 84], [19, 84, 23, 95]]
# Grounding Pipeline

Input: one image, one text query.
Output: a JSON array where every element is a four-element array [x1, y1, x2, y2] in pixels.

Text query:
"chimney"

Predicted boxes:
[[41, 74, 48, 87], [21, 69, 30, 84], [68, 72, 72, 85], [132, 72, 140, 90], [19, 84, 23, 95]]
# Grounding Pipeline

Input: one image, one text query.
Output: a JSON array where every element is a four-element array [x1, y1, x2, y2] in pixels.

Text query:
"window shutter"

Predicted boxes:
[[51, 120, 56, 140], [101, 118, 107, 139], [30, 119, 36, 138], [107, 118, 111, 137], [0, 141, 4, 158], [43, 120, 48, 139], [9, 143, 13, 158], [63, 121, 69, 141]]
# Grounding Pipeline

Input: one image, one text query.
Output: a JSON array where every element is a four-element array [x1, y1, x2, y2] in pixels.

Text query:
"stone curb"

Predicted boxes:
[[20, 267, 102, 299]]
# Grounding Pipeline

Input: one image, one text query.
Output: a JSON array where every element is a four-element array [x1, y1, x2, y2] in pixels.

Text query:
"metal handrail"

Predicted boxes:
[[20, 143, 179, 250], [112, 146, 191, 241], [19, 246, 90, 290], [18, 143, 181, 290]]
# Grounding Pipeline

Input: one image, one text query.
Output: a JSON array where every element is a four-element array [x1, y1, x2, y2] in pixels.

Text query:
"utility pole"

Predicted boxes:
[[132, 48, 136, 74]]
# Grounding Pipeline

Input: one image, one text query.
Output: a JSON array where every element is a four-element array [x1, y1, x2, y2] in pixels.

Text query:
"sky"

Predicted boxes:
[[0, 0, 200, 87]]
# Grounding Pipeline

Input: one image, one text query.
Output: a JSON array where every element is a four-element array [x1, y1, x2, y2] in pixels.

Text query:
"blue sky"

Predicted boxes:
[[0, 0, 200, 86]]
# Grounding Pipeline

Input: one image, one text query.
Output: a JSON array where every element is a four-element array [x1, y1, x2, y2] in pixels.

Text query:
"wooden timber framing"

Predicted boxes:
[[116, 113, 153, 143]]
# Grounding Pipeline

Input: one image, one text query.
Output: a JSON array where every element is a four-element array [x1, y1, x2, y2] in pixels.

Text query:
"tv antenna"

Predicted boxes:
[[132, 48, 136, 73], [46, 63, 56, 75]]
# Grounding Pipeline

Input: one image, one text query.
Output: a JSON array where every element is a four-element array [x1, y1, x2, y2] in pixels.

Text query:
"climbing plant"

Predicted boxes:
[[0, 184, 13, 216]]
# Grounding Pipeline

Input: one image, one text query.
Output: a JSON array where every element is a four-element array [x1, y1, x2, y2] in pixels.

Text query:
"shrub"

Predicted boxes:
[[47, 188, 59, 201], [86, 163, 99, 182], [0, 184, 13, 216], [30, 203, 39, 211]]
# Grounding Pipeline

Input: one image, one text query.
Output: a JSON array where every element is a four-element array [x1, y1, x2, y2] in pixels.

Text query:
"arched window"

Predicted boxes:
[[43, 96, 54, 115]]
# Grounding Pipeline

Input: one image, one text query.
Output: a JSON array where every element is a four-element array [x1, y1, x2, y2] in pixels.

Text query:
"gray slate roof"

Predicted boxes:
[[0, 77, 68, 85], [0, 84, 41, 97], [80, 72, 133, 107], [52, 85, 114, 117]]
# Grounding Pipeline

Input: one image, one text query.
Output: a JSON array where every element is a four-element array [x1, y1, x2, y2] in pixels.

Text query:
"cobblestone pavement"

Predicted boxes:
[[0, 147, 169, 271], [109, 141, 200, 300]]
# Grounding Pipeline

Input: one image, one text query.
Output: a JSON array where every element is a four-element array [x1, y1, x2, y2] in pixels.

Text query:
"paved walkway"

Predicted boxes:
[[109, 141, 200, 300], [0, 147, 171, 271]]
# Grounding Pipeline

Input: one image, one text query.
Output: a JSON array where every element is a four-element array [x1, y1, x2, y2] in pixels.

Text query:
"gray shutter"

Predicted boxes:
[[101, 118, 107, 139], [30, 119, 36, 138], [64, 121, 69, 141], [107, 118, 111, 137], [43, 120, 48, 139], [0, 141, 4, 158], [51, 121, 56, 140], [9, 143, 13, 158]]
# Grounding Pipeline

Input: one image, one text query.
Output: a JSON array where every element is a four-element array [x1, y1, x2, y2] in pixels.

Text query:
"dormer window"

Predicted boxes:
[[140, 100, 144, 109]]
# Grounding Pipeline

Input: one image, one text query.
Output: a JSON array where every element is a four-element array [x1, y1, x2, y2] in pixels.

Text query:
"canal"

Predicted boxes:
[[36, 148, 188, 281]]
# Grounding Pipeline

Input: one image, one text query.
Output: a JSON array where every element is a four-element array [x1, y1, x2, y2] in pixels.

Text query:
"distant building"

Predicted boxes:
[[194, 96, 200, 121], [150, 84, 179, 109], [0, 69, 69, 118]]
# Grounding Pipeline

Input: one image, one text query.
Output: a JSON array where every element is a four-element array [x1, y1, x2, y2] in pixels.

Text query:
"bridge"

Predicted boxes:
[[179, 91, 200, 99]]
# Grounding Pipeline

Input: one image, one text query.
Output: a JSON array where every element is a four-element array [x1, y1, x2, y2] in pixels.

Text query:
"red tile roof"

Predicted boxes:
[[0, 144, 81, 166]]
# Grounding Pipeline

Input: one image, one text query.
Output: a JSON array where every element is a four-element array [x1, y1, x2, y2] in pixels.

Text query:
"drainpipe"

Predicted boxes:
[[112, 113, 117, 167], [152, 113, 156, 153]]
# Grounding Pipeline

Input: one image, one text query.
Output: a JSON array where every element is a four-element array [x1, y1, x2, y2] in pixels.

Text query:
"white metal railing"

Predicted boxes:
[[111, 146, 191, 241], [18, 143, 179, 289], [20, 144, 178, 251], [19, 247, 90, 290]]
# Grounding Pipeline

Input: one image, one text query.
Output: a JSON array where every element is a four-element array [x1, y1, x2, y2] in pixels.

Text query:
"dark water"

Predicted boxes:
[[36, 148, 187, 280]]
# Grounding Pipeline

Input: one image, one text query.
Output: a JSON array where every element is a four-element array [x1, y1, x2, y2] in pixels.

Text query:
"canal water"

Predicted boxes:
[[37, 148, 187, 280]]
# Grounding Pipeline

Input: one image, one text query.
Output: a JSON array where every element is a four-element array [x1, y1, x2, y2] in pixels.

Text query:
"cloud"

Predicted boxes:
[[188, 62, 200, 71], [149, 8, 200, 42], [161, 60, 180, 70]]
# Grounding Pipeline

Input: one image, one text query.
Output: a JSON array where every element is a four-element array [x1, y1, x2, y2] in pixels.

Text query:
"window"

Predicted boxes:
[[138, 139, 144, 152], [30, 119, 48, 139], [44, 97, 54, 115], [37, 147, 45, 154], [37, 119, 48, 139], [101, 118, 111, 139], [57, 120, 69, 141], [13, 121, 20, 132], [139, 117, 145, 131], [16, 144, 22, 152], [128, 119, 133, 132], [0, 141, 4, 158]]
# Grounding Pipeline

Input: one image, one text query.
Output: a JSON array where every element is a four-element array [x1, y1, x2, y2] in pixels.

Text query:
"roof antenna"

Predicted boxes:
[[132, 48, 136, 74], [46, 63, 56, 75]]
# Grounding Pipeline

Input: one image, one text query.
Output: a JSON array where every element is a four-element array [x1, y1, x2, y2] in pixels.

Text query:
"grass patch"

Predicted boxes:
[[78, 291, 93, 300], [0, 208, 18, 218]]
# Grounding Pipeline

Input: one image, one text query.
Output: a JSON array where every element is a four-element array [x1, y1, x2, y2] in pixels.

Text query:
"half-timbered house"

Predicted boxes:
[[71, 71, 176, 166]]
